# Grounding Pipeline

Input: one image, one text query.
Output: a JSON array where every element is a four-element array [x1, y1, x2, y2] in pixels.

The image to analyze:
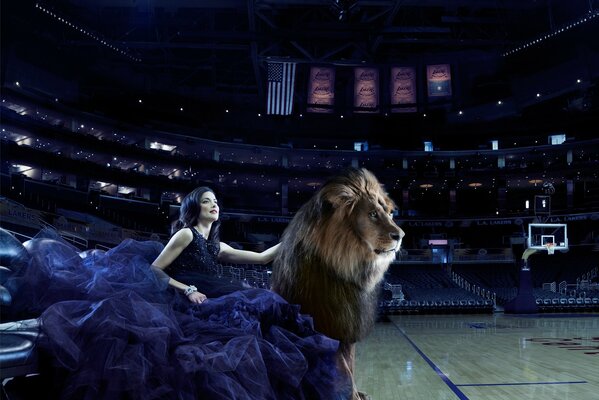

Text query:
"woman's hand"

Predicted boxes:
[[187, 291, 207, 304]]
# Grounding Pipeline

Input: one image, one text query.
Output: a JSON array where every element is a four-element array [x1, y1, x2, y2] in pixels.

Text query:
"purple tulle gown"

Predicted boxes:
[[7, 228, 350, 400]]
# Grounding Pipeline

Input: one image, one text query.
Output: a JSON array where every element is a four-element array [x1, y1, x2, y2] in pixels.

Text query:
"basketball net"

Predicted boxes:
[[545, 243, 555, 255]]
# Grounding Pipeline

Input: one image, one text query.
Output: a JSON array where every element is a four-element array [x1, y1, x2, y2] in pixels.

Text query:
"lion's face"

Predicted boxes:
[[352, 193, 404, 261], [305, 168, 404, 290]]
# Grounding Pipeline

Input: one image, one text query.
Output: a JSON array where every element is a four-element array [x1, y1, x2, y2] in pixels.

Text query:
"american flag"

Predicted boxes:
[[267, 62, 296, 115]]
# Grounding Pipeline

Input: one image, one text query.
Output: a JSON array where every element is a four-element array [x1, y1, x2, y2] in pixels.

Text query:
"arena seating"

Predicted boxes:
[[380, 264, 493, 314], [379, 248, 599, 314], [0, 229, 42, 394]]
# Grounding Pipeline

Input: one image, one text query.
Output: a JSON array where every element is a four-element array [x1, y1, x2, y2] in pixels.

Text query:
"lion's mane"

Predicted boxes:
[[272, 168, 402, 343]]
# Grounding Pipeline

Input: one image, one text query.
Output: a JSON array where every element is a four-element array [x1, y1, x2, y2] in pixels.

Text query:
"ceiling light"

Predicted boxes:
[[502, 10, 599, 57]]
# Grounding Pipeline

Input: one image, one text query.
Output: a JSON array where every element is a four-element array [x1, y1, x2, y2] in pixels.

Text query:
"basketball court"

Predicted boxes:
[[356, 220, 598, 400], [355, 313, 599, 400]]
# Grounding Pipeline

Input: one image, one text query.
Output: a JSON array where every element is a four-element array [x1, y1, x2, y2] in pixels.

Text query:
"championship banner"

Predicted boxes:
[[307, 66, 335, 113], [390, 66, 417, 113], [427, 64, 452, 97], [354, 67, 379, 113]]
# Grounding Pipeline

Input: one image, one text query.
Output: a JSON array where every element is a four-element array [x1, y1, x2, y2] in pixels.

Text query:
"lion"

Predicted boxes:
[[272, 168, 404, 400]]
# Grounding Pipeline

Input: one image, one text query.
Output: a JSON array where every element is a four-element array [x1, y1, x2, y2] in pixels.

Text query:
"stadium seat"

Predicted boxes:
[[0, 229, 41, 387]]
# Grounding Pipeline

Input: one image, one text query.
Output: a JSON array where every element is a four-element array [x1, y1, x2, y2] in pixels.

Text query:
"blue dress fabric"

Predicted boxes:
[[7, 229, 350, 400], [165, 228, 247, 298]]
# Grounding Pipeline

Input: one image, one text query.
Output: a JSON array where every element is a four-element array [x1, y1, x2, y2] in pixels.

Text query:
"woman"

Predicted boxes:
[[152, 186, 280, 303], [7, 187, 350, 400]]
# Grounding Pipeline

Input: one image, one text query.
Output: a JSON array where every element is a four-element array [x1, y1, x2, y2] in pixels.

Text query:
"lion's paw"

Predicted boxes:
[[357, 391, 372, 400]]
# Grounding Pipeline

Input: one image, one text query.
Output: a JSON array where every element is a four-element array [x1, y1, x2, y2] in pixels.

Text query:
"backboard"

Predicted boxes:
[[527, 223, 568, 251]]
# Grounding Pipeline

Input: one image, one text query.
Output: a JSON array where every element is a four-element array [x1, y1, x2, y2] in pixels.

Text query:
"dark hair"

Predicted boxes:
[[171, 186, 220, 243]]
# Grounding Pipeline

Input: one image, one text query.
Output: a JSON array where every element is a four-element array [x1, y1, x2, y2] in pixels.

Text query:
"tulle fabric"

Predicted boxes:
[[7, 229, 350, 400]]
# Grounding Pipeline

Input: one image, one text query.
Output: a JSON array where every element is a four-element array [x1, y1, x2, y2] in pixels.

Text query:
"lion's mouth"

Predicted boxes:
[[374, 239, 402, 255], [374, 247, 396, 255]]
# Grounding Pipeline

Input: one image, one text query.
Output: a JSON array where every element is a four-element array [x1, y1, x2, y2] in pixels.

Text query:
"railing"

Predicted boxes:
[[3, 211, 89, 250], [1, 228, 33, 242], [559, 280, 568, 295], [452, 248, 514, 263], [542, 282, 557, 292], [576, 266, 598, 286], [541, 266, 598, 298], [214, 264, 271, 288], [1, 196, 169, 247], [451, 271, 496, 306], [58, 231, 88, 249], [384, 281, 404, 300]]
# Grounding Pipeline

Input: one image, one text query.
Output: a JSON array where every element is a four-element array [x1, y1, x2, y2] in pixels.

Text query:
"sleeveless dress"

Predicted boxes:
[[164, 228, 248, 298], [6, 228, 351, 400]]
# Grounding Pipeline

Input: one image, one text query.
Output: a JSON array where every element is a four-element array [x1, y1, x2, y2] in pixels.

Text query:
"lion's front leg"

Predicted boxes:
[[356, 391, 372, 400], [337, 342, 371, 400]]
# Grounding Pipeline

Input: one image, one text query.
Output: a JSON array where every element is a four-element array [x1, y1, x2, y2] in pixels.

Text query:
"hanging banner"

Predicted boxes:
[[390, 66, 417, 113], [354, 67, 379, 113], [427, 64, 452, 97], [266, 62, 297, 115], [307, 66, 335, 113]]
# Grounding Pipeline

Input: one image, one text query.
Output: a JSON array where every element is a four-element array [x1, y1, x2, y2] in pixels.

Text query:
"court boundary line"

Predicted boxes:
[[456, 380, 587, 387], [389, 319, 469, 400], [510, 313, 599, 318]]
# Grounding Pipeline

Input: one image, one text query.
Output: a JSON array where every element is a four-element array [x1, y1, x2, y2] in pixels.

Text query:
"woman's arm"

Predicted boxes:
[[218, 242, 281, 265], [152, 228, 207, 304], [152, 228, 193, 270]]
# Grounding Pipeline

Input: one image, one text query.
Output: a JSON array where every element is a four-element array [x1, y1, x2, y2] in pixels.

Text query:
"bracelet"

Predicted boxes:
[[184, 285, 198, 296]]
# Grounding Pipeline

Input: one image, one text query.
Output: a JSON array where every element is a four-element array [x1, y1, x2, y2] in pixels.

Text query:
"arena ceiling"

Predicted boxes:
[[2, 0, 599, 145]]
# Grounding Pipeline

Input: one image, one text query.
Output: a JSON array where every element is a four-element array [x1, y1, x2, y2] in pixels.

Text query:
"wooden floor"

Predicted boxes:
[[355, 313, 599, 400]]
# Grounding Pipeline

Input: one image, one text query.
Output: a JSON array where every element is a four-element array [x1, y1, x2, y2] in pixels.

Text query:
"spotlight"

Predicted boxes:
[[330, 0, 358, 22]]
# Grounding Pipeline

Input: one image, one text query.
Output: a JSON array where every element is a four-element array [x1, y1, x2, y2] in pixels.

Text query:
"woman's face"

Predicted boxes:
[[199, 191, 219, 222]]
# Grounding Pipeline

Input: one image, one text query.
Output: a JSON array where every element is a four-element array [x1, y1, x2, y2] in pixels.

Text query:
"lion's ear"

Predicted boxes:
[[319, 183, 358, 211]]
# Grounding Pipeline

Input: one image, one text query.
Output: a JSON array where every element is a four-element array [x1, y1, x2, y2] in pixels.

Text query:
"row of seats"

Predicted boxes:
[[380, 299, 494, 315], [535, 297, 599, 311], [0, 229, 42, 396]]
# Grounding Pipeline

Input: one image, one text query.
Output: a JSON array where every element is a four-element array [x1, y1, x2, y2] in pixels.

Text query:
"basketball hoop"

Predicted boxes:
[[545, 243, 555, 255]]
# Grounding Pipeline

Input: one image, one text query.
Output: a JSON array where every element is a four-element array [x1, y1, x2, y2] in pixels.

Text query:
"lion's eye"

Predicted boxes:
[[369, 211, 378, 218]]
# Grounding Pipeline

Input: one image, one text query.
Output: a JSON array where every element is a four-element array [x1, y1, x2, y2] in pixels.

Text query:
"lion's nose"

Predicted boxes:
[[390, 229, 405, 241]]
